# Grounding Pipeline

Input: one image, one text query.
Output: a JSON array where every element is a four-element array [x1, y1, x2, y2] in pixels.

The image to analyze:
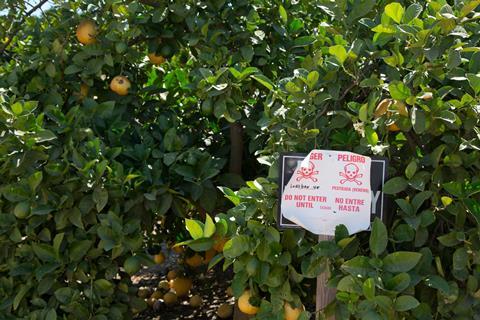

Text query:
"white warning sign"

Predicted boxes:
[[280, 150, 372, 236]]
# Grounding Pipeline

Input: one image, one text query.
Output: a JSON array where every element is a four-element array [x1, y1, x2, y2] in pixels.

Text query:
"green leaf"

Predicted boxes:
[[45, 63, 56, 78], [32, 243, 57, 262], [53, 233, 64, 258], [411, 191, 432, 213], [434, 110, 457, 124], [70, 240, 93, 262], [388, 82, 411, 100], [35, 130, 57, 143], [383, 251, 422, 273], [223, 235, 250, 258], [464, 199, 480, 225], [279, 5, 288, 24], [13, 285, 29, 310], [175, 238, 214, 251], [370, 218, 387, 256], [292, 36, 316, 48], [337, 275, 358, 293], [365, 126, 378, 145], [348, 0, 376, 21], [329, 45, 348, 64], [424, 275, 450, 294], [372, 25, 397, 33], [394, 295, 419, 311], [341, 256, 372, 277], [385, 273, 410, 292], [203, 214, 216, 238], [404, 3, 422, 22], [443, 181, 464, 198], [207, 253, 224, 270], [28, 171, 43, 192], [460, 0, 480, 18], [306, 71, 319, 89], [411, 107, 426, 134], [11, 102, 22, 115], [385, 2, 405, 23], [464, 181, 480, 197], [251, 74, 274, 91], [363, 278, 375, 300], [405, 160, 417, 180], [185, 219, 204, 240], [383, 177, 408, 194], [45, 309, 57, 320], [93, 187, 108, 212], [64, 64, 82, 75], [467, 73, 480, 95], [94, 279, 113, 291]]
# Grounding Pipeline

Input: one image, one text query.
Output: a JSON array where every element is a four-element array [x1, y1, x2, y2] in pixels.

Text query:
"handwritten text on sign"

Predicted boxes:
[[280, 150, 372, 236]]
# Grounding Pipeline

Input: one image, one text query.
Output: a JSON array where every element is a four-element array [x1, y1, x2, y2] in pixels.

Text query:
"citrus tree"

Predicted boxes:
[[2, 0, 480, 320], [0, 0, 322, 318], [182, 1, 480, 319]]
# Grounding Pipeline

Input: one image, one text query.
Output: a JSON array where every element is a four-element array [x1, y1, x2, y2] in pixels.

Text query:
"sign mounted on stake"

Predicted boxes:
[[278, 150, 388, 235]]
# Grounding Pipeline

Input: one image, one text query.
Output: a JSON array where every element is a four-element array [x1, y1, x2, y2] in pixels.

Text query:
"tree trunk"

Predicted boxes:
[[229, 122, 243, 175]]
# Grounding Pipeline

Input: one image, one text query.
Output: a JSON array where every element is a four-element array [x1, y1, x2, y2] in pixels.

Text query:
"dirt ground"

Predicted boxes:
[[132, 247, 235, 320]]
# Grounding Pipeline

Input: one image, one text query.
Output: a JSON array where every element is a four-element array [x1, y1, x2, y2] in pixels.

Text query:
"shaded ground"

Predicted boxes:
[[133, 246, 234, 320]]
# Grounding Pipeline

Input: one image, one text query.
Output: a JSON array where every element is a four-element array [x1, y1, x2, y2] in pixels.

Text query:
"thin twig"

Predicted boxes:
[[0, 0, 49, 53]]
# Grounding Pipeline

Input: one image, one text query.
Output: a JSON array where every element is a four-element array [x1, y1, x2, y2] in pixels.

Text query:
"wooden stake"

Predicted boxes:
[[316, 234, 336, 320]]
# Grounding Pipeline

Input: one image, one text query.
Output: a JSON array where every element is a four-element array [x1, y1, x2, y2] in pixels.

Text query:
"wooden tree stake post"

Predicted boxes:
[[316, 234, 336, 320]]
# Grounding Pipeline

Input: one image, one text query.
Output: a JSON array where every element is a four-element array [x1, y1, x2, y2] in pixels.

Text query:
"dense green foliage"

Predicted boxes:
[[1, 0, 480, 319]]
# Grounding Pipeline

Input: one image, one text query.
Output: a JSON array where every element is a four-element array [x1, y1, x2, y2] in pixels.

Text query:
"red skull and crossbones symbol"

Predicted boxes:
[[340, 163, 363, 185], [296, 161, 319, 182]]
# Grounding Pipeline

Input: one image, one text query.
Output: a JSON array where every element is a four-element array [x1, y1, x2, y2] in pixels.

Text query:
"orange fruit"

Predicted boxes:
[[110, 76, 131, 96], [158, 279, 170, 290], [375, 99, 408, 132], [284, 302, 304, 320], [76, 20, 97, 45], [217, 303, 233, 318], [146, 297, 157, 307], [154, 252, 165, 264], [151, 290, 163, 300], [172, 245, 185, 254], [166, 270, 177, 281], [163, 291, 178, 306], [189, 294, 203, 307], [213, 237, 228, 252], [185, 254, 203, 268], [148, 53, 166, 65], [204, 249, 216, 264], [170, 277, 192, 297], [238, 290, 259, 315], [137, 287, 150, 298], [387, 123, 401, 132]]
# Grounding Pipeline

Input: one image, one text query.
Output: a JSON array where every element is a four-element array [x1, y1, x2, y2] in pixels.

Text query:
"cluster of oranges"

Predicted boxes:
[[75, 20, 166, 97], [137, 268, 200, 312], [143, 237, 235, 316]]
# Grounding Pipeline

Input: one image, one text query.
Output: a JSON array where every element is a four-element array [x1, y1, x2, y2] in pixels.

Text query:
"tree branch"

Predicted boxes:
[[0, 0, 50, 53], [229, 122, 243, 176]]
